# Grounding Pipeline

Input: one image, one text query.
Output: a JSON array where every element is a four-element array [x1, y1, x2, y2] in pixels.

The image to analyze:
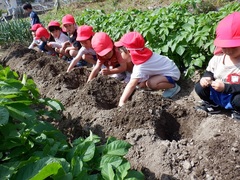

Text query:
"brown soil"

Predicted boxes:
[[1, 44, 240, 180]]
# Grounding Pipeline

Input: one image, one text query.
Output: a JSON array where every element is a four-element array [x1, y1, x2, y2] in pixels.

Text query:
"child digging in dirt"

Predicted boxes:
[[87, 32, 132, 82], [67, 25, 97, 72], [35, 27, 56, 56], [195, 12, 240, 120], [28, 23, 43, 50], [47, 20, 69, 57], [115, 31, 181, 107], [61, 14, 87, 66]]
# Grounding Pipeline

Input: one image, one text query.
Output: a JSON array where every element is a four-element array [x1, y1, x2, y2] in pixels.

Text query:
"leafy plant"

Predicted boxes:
[[0, 65, 144, 179], [0, 19, 32, 46]]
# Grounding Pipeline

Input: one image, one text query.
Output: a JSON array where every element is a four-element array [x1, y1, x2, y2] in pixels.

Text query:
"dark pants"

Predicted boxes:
[[195, 82, 240, 111]]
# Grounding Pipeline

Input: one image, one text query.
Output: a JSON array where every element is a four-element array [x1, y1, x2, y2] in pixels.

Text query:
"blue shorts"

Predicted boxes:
[[165, 76, 175, 85], [38, 41, 47, 52], [210, 87, 233, 109]]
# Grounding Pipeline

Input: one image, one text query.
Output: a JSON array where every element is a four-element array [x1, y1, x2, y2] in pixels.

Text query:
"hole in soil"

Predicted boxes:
[[95, 100, 117, 109], [155, 110, 181, 141]]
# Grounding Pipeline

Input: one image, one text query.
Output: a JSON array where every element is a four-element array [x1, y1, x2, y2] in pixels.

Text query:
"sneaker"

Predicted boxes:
[[162, 84, 181, 98], [195, 101, 221, 114], [231, 110, 240, 120]]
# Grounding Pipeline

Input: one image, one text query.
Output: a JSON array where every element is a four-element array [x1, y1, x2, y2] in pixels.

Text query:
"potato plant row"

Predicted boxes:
[[0, 66, 144, 179]]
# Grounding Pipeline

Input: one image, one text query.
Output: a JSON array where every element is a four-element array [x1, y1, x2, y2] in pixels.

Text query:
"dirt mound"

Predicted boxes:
[[1, 44, 239, 180]]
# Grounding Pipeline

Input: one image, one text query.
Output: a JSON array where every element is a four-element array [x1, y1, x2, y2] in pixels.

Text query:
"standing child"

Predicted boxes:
[[195, 12, 240, 120], [115, 31, 181, 107], [87, 32, 131, 82], [61, 14, 84, 62], [35, 27, 56, 55], [67, 25, 97, 72], [47, 20, 69, 56], [22, 3, 40, 26]]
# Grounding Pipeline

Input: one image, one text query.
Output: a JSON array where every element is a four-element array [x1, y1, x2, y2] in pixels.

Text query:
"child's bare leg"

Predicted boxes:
[[82, 54, 96, 65], [59, 47, 71, 58], [138, 81, 147, 88], [146, 75, 174, 90], [69, 49, 78, 58]]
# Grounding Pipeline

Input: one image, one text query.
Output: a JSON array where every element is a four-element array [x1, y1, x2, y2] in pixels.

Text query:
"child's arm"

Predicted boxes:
[[67, 49, 84, 72], [48, 42, 62, 49], [61, 41, 70, 49], [101, 61, 127, 75], [200, 70, 214, 88], [87, 61, 102, 82], [118, 78, 139, 107], [223, 84, 240, 94]]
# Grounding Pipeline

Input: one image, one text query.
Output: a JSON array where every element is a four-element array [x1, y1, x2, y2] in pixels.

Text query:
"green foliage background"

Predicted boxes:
[[0, 0, 240, 77]]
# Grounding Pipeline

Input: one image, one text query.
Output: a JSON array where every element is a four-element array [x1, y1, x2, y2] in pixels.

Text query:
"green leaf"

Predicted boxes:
[[30, 162, 62, 180], [176, 45, 185, 56], [0, 85, 22, 96], [100, 155, 123, 168], [6, 103, 36, 122], [0, 106, 9, 125], [115, 161, 131, 179], [15, 157, 69, 180], [125, 170, 145, 180], [44, 98, 64, 111], [71, 156, 83, 177], [105, 140, 131, 156], [74, 141, 95, 162], [0, 162, 19, 179], [21, 74, 27, 85], [101, 163, 115, 180]]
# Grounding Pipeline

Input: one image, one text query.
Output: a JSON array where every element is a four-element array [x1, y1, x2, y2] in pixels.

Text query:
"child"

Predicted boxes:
[[117, 46, 134, 83], [87, 32, 131, 82], [115, 31, 181, 107], [61, 14, 83, 61], [67, 25, 97, 72], [195, 12, 240, 120], [22, 3, 40, 26], [47, 20, 69, 56], [35, 27, 56, 55], [28, 23, 43, 50]]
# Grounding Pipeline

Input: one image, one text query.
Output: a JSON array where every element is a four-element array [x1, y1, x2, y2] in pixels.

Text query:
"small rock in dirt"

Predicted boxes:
[[183, 160, 192, 170], [231, 147, 238, 153]]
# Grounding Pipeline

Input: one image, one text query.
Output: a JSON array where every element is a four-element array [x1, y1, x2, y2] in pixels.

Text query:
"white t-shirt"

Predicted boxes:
[[131, 52, 180, 82], [77, 47, 96, 57], [50, 32, 69, 48], [207, 54, 240, 82]]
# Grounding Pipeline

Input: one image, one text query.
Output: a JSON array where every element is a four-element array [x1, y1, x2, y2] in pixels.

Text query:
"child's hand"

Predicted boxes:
[[101, 67, 110, 75], [118, 101, 125, 107], [65, 47, 71, 53], [200, 77, 212, 87], [211, 79, 224, 92]]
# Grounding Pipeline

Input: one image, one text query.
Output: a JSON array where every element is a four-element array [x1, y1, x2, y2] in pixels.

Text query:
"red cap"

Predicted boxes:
[[214, 12, 240, 48], [115, 31, 153, 65], [62, 14, 75, 25], [48, 20, 61, 28], [76, 25, 94, 41], [35, 27, 50, 40], [30, 23, 43, 31], [91, 32, 113, 56]]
